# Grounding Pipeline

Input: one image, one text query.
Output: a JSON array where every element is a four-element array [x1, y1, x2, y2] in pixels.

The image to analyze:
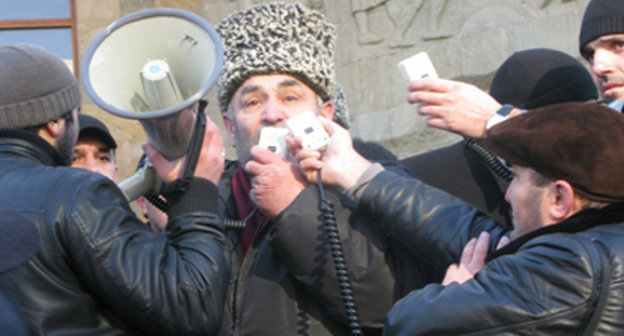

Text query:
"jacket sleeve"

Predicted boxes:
[[268, 183, 401, 330], [60, 174, 230, 335], [383, 235, 597, 335], [358, 170, 508, 272]]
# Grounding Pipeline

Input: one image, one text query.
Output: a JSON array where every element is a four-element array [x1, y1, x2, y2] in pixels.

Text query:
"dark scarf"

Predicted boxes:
[[231, 168, 269, 255]]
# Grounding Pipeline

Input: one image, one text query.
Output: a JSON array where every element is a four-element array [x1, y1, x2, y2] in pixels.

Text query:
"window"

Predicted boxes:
[[0, 0, 78, 75]]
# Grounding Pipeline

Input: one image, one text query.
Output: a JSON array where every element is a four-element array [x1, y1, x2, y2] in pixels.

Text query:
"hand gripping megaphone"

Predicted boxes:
[[81, 8, 223, 201]]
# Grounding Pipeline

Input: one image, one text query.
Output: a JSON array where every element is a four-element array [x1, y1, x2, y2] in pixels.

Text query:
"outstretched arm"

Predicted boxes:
[[407, 78, 503, 139]]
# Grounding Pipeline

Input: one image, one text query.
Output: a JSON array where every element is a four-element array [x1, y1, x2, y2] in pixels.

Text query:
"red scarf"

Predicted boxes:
[[231, 168, 269, 255]]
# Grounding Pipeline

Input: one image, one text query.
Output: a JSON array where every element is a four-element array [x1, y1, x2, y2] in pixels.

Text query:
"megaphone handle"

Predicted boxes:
[[181, 106, 207, 182], [159, 102, 207, 194]]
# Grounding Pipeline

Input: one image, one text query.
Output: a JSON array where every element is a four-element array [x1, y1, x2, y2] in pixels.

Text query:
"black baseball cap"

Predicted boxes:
[[78, 114, 117, 149]]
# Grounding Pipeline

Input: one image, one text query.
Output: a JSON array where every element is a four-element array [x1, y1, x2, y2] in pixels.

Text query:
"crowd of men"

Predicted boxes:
[[1, 0, 624, 335]]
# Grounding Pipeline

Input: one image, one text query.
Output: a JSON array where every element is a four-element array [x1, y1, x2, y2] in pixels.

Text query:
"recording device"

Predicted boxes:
[[397, 51, 439, 82], [286, 111, 330, 151], [258, 127, 289, 158], [81, 8, 223, 201], [258, 111, 330, 159]]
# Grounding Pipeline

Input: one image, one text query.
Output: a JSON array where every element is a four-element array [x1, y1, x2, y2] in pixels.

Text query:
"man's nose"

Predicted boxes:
[[592, 48, 614, 77], [84, 155, 101, 174], [262, 100, 286, 124]]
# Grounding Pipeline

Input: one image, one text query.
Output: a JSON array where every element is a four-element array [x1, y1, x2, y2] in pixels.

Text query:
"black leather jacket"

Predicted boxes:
[[359, 171, 624, 335], [217, 162, 423, 336], [0, 130, 230, 335]]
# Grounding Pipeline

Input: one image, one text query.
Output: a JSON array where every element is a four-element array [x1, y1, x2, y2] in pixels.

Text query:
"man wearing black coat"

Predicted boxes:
[[0, 43, 230, 335], [296, 102, 624, 335]]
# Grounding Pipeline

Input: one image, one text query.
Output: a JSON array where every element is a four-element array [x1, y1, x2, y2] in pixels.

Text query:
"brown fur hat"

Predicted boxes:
[[485, 102, 624, 202]]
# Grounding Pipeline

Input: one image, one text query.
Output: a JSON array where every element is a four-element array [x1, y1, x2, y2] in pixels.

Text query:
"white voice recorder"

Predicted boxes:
[[397, 52, 439, 82], [286, 111, 330, 152], [258, 127, 290, 159], [258, 111, 330, 158]]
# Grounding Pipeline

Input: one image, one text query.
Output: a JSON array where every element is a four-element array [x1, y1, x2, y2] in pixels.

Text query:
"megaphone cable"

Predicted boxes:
[[317, 171, 363, 335]]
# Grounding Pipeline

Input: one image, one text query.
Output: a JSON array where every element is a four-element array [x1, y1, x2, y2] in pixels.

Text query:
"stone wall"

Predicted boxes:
[[75, 0, 592, 182]]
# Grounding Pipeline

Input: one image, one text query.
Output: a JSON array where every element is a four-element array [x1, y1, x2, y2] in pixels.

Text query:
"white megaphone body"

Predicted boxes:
[[81, 8, 223, 201]]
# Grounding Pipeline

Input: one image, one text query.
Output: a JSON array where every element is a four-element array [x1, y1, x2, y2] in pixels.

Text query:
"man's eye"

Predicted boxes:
[[615, 41, 624, 51], [244, 99, 260, 108], [98, 156, 111, 163], [284, 95, 298, 102], [582, 49, 595, 63]]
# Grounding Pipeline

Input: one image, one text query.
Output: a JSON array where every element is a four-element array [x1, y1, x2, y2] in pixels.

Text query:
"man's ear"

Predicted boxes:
[[37, 119, 64, 146], [135, 196, 148, 217], [548, 180, 578, 221], [112, 164, 119, 182], [222, 112, 237, 147], [320, 100, 335, 122]]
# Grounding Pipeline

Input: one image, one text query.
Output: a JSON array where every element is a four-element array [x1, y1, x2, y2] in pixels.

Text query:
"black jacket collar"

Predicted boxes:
[[488, 201, 624, 261], [0, 128, 66, 167]]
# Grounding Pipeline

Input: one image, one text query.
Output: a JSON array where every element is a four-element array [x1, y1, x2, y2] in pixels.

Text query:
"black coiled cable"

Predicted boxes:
[[317, 172, 363, 335], [145, 194, 250, 231], [465, 138, 513, 182], [223, 207, 257, 231]]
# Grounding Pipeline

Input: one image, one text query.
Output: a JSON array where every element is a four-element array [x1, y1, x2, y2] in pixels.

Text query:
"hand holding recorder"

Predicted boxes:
[[399, 52, 503, 139], [289, 116, 372, 191]]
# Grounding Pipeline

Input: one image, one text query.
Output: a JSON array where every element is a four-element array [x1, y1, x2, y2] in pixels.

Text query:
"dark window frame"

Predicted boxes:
[[0, 0, 78, 76]]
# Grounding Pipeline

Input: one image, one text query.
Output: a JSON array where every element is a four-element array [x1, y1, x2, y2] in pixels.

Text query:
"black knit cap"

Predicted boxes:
[[579, 0, 624, 51], [490, 48, 598, 109], [0, 43, 80, 128], [485, 102, 624, 202]]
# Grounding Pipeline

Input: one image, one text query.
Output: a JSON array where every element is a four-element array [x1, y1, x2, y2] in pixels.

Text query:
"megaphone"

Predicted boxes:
[[81, 8, 223, 201]]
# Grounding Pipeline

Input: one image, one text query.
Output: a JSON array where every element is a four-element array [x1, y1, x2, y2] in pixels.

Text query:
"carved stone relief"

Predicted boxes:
[[541, 0, 576, 9], [352, 0, 452, 48]]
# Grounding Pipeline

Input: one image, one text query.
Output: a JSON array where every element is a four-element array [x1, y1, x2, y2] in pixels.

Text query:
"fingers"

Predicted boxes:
[[142, 142, 185, 183], [201, 119, 225, 163], [286, 135, 303, 157], [441, 264, 460, 286], [317, 115, 336, 136], [244, 159, 262, 177], [459, 232, 489, 271], [459, 237, 477, 266], [249, 145, 282, 165], [408, 90, 450, 106], [407, 78, 456, 93], [496, 235, 511, 250], [142, 142, 161, 167], [472, 232, 490, 266], [191, 117, 226, 184]]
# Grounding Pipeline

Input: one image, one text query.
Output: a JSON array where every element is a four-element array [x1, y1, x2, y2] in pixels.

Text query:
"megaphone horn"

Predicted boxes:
[[81, 8, 223, 159]]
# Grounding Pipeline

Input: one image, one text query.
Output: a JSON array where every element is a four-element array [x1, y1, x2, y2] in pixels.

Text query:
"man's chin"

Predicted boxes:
[[602, 88, 624, 102]]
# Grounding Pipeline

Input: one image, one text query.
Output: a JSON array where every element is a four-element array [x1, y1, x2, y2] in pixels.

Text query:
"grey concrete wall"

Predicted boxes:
[[76, 0, 592, 182]]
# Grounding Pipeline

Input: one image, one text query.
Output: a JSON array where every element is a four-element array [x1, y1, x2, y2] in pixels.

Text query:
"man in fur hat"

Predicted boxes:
[[214, 2, 414, 335]]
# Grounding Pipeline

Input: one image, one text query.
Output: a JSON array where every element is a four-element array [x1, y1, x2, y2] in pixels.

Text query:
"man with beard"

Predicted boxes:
[[294, 102, 624, 334], [71, 114, 118, 181], [214, 3, 417, 335], [0, 43, 230, 335]]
